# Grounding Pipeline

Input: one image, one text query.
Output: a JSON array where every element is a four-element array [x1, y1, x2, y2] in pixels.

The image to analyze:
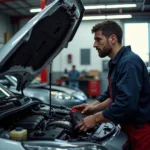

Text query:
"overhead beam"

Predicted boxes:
[[0, 0, 33, 7], [0, 0, 21, 2], [0, 0, 33, 15], [0, 2, 22, 15], [85, 10, 150, 15], [22, 0, 32, 7], [142, 0, 150, 11], [9, 10, 150, 22], [141, 0, 145, 11]]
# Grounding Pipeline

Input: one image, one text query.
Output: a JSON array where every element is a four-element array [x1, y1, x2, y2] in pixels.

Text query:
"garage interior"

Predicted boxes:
[[0, 0, 150, 149], [0, 0, 150, 101]]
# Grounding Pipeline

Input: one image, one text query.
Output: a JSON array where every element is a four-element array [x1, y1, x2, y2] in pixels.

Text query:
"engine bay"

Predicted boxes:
[[0, 96, 117, 142]]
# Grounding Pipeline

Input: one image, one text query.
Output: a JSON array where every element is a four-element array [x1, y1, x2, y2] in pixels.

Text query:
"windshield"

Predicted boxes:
[[9, 75, 41, 85]]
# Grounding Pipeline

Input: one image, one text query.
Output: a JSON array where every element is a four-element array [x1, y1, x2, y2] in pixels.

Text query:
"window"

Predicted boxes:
[[124, 23, 149, 62], [80, 49, 90, 65]]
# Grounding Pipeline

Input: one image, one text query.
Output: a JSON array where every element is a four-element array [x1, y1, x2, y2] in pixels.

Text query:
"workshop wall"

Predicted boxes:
[[0, 12, 13, 48], [19, 19, 29, 28], [52, 20, 123, 72]]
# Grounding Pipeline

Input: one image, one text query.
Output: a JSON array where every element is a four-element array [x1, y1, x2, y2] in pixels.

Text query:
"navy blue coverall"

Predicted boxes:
[[97, 46, 150, 149]]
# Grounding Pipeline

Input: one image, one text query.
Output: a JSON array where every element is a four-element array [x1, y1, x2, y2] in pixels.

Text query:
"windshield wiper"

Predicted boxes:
[[0, 95, 23, 105], [32, 98, 70, 111], [5, 95, 23, 100], [51, 104, 70, 111]]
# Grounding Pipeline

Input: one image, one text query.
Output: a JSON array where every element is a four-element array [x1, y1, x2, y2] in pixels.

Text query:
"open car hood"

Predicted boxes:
[[0, 0, 84, 91]]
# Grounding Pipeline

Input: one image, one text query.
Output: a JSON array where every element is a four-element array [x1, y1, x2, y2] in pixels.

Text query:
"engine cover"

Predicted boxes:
[[28, 126, 69, 140], [47, 120, 73, 131], [15, 115, 44, 130]]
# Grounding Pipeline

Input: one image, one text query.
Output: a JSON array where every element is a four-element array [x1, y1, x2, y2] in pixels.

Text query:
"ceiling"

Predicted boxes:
[[0, 0, 150, 20]]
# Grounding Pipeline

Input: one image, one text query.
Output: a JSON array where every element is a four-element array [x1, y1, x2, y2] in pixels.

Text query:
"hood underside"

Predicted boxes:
[[0, 0, 84, 91]]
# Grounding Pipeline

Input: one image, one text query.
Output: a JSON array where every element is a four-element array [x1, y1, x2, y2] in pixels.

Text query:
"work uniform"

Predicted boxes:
[[68, 70, 80, 88], [97, 46, 150, 150]]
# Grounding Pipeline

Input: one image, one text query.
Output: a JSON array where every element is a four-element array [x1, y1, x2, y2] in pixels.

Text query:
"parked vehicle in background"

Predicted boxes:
[[29, 77, 88, 103], [0, 75, 87, 108]]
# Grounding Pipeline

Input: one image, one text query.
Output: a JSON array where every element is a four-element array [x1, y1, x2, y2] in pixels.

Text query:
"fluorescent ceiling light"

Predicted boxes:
[[84, 5, 106, 10], [83, 16, 106, 20], [106, 14, 132, 19], [84, 4, 137, 10], [82, 14, 132, 20], [106, 4, 137, 9], [30, 8, 42, 13]]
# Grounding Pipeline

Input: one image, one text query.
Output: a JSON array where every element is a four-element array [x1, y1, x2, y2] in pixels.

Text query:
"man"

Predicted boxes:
[[73, 20, 150, 150], [68, 65, 80, 88]]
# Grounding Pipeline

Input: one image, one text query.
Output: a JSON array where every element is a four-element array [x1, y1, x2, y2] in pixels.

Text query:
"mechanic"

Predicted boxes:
[[68, 65, 80, 88], [73, 20, 150, 150]]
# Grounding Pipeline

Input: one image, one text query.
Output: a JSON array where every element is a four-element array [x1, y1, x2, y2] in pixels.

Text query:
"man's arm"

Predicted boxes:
[[73, 87, 111, 114], [90, 88, 110, 107], [77, 61, 144, 132], [81, 98, 112, 114], [97, 86, 110, 103], [92, 98, 112, 112], [77, 99, 112, 131], [102, 62, 142, 125], [90, 100, 100, 106], [89, 98, 112, 123]]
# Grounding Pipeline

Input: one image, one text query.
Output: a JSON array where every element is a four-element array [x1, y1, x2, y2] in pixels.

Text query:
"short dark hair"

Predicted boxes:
[[91, 20, 123, 44]]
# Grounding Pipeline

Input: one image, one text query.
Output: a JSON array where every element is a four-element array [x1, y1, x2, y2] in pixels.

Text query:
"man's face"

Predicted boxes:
[[93, 30, 112, 58]]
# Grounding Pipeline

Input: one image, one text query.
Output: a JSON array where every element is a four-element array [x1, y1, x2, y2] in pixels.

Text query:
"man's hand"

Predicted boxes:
[[81, 105, 95, 115], [75, 115, 97, 132], [75, 112, 110, 132], [72, 103, 89, 111], [72, 103, 95, 115]]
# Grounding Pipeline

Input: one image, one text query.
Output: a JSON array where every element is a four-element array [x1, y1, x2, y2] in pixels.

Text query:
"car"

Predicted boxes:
[[0, 82, 128, 150], [0, 0, 129, 150], [0, 75, 87, 108]]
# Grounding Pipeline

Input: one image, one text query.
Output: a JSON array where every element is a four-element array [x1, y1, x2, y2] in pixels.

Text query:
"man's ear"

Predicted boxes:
[[110, 34, 116, 44], [108, 36, 114, 44]]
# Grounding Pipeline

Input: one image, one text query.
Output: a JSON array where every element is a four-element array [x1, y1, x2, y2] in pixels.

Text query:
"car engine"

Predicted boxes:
[[0, 96, 117, 142]]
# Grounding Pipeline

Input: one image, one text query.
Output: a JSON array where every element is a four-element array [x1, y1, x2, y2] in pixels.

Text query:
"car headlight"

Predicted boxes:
[[51, 92, 74, 100]]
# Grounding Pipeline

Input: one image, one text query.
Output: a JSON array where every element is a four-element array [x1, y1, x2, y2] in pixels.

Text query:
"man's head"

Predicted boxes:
[[72, 65, 76, 71], [92, 20, 123, 58]]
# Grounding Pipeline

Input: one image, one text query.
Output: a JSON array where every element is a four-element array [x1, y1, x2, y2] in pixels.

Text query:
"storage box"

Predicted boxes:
[[88, 70, 100, 79]]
